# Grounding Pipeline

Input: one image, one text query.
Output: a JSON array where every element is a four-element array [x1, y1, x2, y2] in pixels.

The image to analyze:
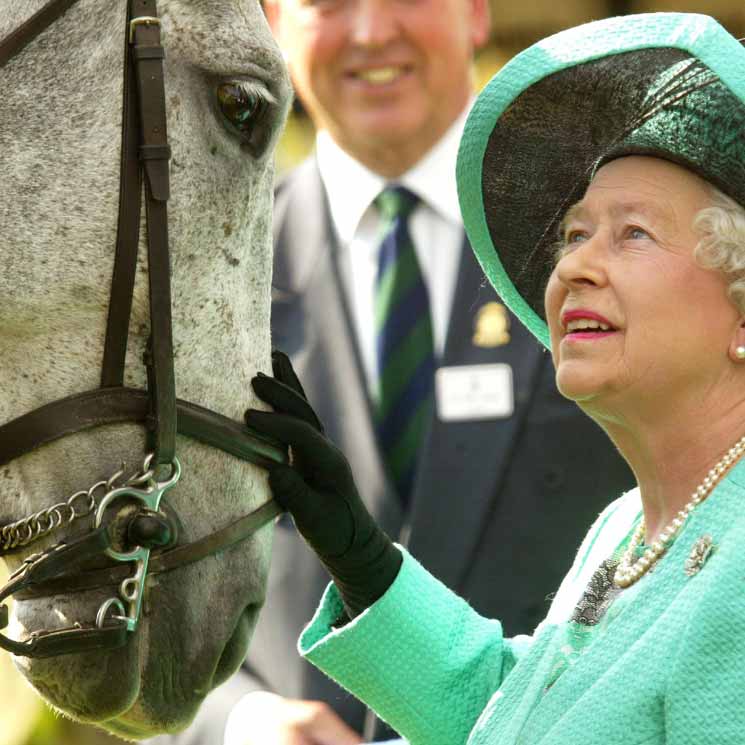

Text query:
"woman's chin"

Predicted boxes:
[[555, 374, 602, 403], [556, 355, 623, 398]]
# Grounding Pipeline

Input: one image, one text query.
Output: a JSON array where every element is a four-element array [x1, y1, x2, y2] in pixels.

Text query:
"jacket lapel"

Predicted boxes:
[[406, 235, 547, 590], [272, 160, 403, 536]]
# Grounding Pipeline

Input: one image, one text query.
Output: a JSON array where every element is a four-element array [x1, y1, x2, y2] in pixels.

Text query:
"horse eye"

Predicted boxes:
[[216, 82, 269, 152]]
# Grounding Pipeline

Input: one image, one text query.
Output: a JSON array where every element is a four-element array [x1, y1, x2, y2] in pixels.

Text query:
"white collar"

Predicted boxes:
[[316, 101, 471, 245]]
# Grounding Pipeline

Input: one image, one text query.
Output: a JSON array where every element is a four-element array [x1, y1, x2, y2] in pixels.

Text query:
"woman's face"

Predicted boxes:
[[545, 156, 740, 415]]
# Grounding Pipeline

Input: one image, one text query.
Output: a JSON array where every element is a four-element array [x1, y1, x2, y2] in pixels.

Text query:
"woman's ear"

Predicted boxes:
[[728, 319, 745, 362]]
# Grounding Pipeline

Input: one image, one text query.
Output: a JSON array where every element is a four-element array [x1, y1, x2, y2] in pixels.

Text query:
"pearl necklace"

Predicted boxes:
[[614, 434, 745, 588]]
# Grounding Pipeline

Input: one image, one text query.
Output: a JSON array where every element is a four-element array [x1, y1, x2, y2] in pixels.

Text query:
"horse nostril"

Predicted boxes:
[[127, 511, 177, 549]]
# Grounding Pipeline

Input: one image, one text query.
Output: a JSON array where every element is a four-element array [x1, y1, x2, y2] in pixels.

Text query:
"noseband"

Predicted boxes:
[[0, 0, 287, 658]]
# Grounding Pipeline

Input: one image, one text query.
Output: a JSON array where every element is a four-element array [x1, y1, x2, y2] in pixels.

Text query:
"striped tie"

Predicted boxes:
[[374, 186, 435, 507]]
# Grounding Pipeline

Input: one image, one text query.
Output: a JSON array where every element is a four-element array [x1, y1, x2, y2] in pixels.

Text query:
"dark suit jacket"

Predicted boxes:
[[156, 159, 635, 744]]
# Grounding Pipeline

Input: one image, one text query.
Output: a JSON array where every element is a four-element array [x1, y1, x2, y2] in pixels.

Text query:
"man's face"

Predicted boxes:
[[266, 0, 490, 175]]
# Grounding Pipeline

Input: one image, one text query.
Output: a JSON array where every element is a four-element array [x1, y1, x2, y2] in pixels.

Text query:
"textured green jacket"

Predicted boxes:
[[299, 460, 745, 744]]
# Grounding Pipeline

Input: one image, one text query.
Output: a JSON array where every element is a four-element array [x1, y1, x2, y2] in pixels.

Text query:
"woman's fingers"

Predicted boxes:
[[267, 464, 311, 511], [251, 375, 324, 432], [245, 410, 340, 470], [271, 349, 308, 399]]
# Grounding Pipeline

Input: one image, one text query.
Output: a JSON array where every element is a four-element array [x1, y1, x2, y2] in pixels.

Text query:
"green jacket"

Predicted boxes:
[[299, 460, 745, 744]]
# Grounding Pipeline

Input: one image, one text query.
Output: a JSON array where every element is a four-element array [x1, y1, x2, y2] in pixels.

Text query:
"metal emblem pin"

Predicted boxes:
[[473, 302, 511, 348], [684, 535, 715, 577]]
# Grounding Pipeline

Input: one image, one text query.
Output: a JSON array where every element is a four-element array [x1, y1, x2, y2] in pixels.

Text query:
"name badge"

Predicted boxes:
[[435, 364, 514, 422]]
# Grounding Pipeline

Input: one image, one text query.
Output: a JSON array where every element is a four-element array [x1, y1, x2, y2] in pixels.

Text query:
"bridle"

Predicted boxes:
[[0, 0, 287, 658]]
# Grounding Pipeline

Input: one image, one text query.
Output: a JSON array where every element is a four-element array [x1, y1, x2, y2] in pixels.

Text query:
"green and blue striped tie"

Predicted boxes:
[[374, 186, 435, 507]]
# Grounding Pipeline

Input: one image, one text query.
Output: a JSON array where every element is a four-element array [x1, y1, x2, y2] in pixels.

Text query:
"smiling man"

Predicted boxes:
[[268, 0, 488, 177], [150, 2, 635, 744]]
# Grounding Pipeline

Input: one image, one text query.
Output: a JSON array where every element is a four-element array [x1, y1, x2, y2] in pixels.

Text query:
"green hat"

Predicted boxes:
[[457, 13, 745, 349]]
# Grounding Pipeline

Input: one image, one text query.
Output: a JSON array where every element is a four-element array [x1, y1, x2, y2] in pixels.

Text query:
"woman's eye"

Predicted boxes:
[[216, 82, 271, 151], [627, 226, 650, 240], [565, 230, 587, 244]]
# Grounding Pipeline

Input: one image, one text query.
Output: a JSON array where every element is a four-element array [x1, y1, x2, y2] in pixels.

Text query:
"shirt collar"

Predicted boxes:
[[316, 101, 471, 246]]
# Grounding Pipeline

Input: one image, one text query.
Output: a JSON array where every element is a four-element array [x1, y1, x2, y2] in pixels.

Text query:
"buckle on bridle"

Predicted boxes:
[[129, 16, 160, 44]]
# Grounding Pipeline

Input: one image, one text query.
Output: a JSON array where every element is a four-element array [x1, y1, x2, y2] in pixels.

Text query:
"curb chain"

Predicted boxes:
[[0, 454, 157, 553]]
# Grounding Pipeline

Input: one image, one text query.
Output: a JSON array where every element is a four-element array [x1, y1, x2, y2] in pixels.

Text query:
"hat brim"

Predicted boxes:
[[457, 13, 745, 349]]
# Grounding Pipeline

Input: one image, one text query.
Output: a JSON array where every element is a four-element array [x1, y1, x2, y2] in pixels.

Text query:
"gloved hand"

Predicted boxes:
[[245, 350, 402, 617]]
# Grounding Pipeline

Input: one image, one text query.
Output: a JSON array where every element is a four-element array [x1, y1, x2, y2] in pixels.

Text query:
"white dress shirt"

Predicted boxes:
[[316, 104, 470, 394]]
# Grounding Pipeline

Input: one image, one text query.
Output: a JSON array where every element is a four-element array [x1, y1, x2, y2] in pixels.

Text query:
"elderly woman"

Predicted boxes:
[[246, 13, 745, 744]]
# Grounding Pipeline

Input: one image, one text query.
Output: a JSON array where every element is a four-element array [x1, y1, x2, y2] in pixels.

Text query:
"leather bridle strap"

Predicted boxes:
[[16, 499, 283, 600], [0, 0, 80, 68], [4, 499, 283, 657], [1, 0, 177, 466], [0, 0, 283, 471], [0, 0, 289, 660], [0, 605, 127, 658], [0, 527, 129, 657], [0, 387, 286, 471], [131, 0, 177, 465], [100, 0, 142, 391]]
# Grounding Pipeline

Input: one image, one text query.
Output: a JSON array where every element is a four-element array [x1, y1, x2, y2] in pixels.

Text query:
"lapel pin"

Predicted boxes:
[[473, 302, 511, 348], [684, 535, 715, 577]]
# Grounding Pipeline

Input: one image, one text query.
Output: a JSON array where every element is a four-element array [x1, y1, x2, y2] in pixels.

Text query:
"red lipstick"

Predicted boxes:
[[561, 309, 615, 328], [560, 309, 617, 342]]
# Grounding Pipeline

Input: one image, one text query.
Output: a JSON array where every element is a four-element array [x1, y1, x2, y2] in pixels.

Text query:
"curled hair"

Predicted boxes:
[[694, 188, 745, 314]]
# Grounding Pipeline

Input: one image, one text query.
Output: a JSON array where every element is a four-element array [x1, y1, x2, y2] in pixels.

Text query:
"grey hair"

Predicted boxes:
[[694, 187, 745, 315]]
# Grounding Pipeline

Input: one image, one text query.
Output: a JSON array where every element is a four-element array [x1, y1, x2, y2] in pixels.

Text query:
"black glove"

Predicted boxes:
[[245, 350, 402, 617]]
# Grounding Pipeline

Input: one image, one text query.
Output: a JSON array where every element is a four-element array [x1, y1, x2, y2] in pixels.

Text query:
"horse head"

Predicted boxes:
[[0, 0, 290, 736]]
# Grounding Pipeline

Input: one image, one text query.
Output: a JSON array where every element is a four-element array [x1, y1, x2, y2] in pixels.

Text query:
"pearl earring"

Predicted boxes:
[[736, 346, 745, 360]]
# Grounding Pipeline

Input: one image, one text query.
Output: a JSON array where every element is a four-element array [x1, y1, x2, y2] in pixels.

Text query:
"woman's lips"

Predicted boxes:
[[563, 330, 617, 341], [561, 308, 615, 328], [560, 308, 618, 341]]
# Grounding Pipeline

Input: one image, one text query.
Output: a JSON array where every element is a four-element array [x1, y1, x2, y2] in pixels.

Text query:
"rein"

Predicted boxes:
[[0, 0, 286, 658]]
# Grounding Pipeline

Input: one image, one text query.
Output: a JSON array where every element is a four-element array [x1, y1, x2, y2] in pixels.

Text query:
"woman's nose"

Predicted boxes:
[[555, 232, 608, 290]]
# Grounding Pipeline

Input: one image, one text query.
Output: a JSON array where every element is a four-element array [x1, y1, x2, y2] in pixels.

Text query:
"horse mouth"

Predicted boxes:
[[97, 603, 262, 738], [213, 603, 261, 687]]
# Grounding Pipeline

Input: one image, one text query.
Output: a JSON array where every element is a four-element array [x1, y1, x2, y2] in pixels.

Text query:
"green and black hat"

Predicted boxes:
[[457, 13, 745, 348]]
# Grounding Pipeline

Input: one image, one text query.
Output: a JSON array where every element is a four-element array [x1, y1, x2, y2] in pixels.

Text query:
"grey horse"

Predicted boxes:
[[0, 0, 290, 738]]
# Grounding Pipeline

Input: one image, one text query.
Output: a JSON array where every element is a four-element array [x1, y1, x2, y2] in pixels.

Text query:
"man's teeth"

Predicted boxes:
[[357, 67, 403, 84], [566, 319, 612, 332]]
